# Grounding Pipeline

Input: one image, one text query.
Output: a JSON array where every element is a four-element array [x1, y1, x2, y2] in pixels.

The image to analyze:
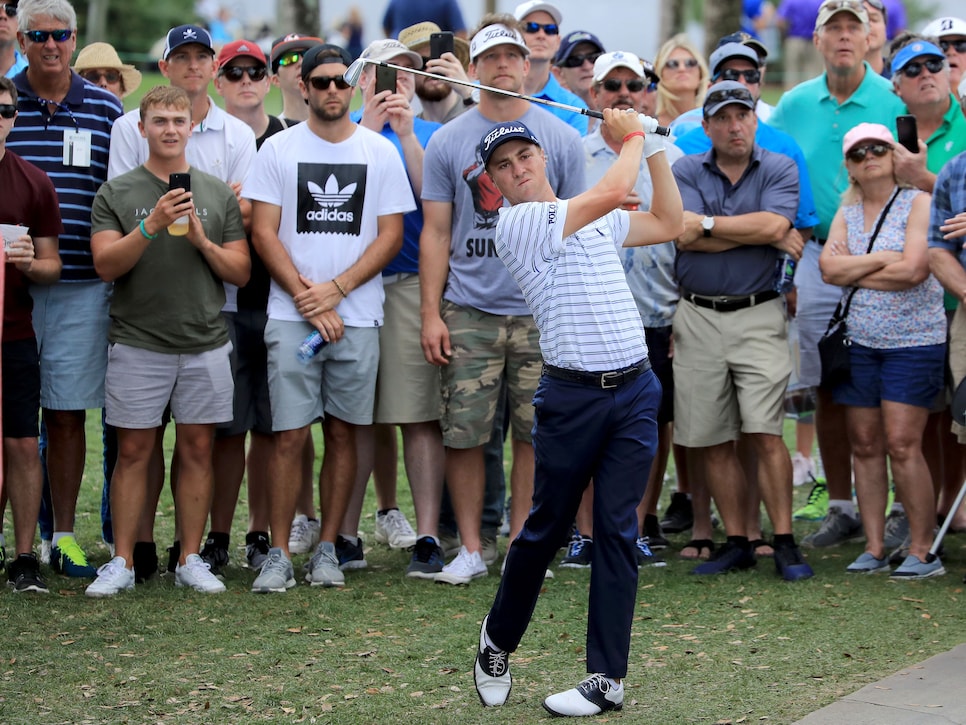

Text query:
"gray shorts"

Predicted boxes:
[[30, 281, 110, 410], [265, 319, 379, 431], [795, 240, 845, 388], [105, 342, 234, 428]]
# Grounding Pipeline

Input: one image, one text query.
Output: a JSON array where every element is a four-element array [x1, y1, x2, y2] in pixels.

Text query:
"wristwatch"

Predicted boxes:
[[702, 215, 715, 237]]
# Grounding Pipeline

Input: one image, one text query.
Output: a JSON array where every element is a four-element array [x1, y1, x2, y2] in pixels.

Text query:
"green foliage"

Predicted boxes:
[[72, 0, 199, 63]]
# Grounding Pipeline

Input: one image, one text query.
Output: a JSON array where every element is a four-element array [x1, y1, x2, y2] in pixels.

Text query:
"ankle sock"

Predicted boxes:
[[52, 531, 74, 547], [246, 531, 269, 545], [341, 534, 360, 547], [206, 531, 230, 548], [377, 507, 399, 516], [773, 533, 795, 548]]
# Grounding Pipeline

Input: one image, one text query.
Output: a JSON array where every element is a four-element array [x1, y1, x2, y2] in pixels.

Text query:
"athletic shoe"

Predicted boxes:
[[288, 514, 321, 555], [439, 530, 461, 559], [39, 539, 52, 565], [791, 452, 815, 487], [560, 537, 593, 568], [802, 506, 862, 548], [773, 543, 814, 581], [7, 553, 49, 593], [846, 552, 891, 574], [643, 514, 669, 550], [406, 536, 445, 580], [543, 674, 623, 717], [165, 541, 180, 574], [374, 509, 417, 549], [890, 554, 945, 580], [51, 535, 97, 578], [436, 546, 487, 585], [793, 478, 828, 521], [499, 555, 554, 579], [86, 557, 135, 598], [335, 535, 367, 570], [304, 541, 345, 587], [474, 615, 511, 707], [175, 554, 227, 593], [660, 492, 693, 533], [883, 510, 910, 551], [132, 541, 158, 583], [245, 532, 271, 571], [691, 541, 756, 575], [636, 537, 667, 568], [200, 536, 229, 578], [480, 534, 499, 566], [251, 548, 296, 593], [889, 533, 911, 566]]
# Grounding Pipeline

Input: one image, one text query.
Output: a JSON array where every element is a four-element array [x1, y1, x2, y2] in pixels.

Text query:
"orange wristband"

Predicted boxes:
[[622, 131, 645, 143]]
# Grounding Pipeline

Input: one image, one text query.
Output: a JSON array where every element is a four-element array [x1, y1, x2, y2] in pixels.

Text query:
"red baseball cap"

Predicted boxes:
[[217, 40, 267, 69]]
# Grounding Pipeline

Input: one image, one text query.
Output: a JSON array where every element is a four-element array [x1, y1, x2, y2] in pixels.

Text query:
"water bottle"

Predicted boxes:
[[296, 330, 327, 364], [774, 254, 796, 293]]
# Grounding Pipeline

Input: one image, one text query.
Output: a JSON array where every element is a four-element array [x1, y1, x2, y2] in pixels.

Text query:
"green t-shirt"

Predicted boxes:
[[91, 165, 245, 353]]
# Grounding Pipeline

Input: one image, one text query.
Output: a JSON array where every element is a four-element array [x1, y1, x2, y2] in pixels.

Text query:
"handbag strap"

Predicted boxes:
[[825, 187, 902, 331]]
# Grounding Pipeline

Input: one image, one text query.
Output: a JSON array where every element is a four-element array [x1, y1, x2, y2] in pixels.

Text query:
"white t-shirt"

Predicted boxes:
[[244, 123, 416, 326], [495, 200, 648, 372]]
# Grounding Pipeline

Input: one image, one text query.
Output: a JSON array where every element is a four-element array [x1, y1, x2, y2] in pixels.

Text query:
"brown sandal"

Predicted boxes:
[[679, 539, 715, 560]]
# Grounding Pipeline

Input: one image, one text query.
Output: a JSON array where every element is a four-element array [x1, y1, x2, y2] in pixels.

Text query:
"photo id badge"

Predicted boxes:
[[63, 129, 92, 167]]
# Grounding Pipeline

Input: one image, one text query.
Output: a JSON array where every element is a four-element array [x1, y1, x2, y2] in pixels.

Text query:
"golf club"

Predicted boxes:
[[343, 57, 671, 137]]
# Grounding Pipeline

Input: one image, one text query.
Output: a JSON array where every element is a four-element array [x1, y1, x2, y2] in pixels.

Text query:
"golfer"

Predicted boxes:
[[472, 108, 683, 717]]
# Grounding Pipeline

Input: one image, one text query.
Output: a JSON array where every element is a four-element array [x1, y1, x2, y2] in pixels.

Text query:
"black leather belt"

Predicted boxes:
[[543, 359, 651, 389], [683, 289, 780, 312]]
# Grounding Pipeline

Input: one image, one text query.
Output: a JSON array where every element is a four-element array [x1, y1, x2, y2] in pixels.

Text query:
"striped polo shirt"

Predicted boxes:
[[9, 70, 122, 282]]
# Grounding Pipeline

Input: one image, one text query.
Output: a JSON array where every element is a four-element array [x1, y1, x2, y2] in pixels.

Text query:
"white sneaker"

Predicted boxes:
[[40, 539, 52, 565], [792, 452, 815, 487], [85, 556, 135, 598], [288, 514, 321, 555], [175, 554, 227, 593], [374, 509, 417, 549], [435, 546, 487, 585]]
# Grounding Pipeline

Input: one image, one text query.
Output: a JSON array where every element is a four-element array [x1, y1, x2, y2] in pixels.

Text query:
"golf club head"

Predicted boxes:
[[343, 58, 367, 87]]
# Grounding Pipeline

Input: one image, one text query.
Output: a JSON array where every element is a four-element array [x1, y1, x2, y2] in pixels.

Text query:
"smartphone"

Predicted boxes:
[[896, 115, 918, 153], [375, 65, 397, 95], [430, 31, 455, 60], [169, 172, 191, 193]]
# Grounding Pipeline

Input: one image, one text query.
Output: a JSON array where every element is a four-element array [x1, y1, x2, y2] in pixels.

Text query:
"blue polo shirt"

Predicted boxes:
[[928, 151, 966, 267], [9, 69, 122, 282], [531, 73, 589, 136], [673, 144, 799, 296], [769, 63, 905, 239], [675, 120, 819, 232], [4, 49, 27, 78], [350, 110, 441, 275]]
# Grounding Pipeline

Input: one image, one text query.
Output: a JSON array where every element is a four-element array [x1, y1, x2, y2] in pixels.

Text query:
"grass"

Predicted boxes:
[[1, 416, 965, 724]]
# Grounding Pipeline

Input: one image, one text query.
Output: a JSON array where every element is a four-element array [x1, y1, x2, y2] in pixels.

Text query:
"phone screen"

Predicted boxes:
[[375, 65, 397, 95]]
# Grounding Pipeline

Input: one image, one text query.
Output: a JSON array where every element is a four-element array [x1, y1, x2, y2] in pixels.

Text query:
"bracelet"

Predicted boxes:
[[139, 219, 158, 240], [622, 131, 645, 144], [332, 278, 348, 298]]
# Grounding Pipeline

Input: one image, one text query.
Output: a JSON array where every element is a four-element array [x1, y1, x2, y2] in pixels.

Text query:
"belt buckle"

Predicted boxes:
[[600, 371, 621, 389]]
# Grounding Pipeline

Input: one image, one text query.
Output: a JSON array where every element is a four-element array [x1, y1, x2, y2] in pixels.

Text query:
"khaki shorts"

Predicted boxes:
[[672, 297, 791, 447], [374, 274, 442, 424], [949, 306, 966, 443], [439, 301, 541, 448]]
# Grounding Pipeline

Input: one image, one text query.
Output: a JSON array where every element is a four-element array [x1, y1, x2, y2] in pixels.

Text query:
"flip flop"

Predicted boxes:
[[679, 539, 715, 560], [750, 539, 774, 558]]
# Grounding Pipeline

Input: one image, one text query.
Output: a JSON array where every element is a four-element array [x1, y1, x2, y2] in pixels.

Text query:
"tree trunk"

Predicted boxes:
[[277, 0, 321, 37], [703, 0, 744, 58]]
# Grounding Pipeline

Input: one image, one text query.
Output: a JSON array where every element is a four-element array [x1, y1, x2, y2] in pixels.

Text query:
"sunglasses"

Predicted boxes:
[[1, 3, 16, 17], [900, 58, 945, 78], [0, 103, 16, 119], [221, 65, 268, 82], [308, 74, 350, 90], [718, 68, 761, 84], [558, 51, 601, 68], [601, 78, 647, 93], [845, 143, 890, 162], [864, 0, 885, 11], [665, 57, 699, 70], [24, 28, 72, 43], [80, 69, 121, 84], [705, 87, 754, 107], [820, 0, 865, 13], [276, 51, 303, 68], [523, 22, 559, 35], [940, 39, 966, 54]]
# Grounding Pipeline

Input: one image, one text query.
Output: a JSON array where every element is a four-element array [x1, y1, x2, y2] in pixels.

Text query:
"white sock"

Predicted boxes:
[[829, 500, 856, 518], [341, 535, 359, 547], [604, 677, 622, 690], [52, 531, 74, 547]]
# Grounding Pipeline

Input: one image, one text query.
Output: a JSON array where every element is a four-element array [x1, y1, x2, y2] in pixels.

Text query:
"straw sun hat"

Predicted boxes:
[[73, 42, 143, 98]]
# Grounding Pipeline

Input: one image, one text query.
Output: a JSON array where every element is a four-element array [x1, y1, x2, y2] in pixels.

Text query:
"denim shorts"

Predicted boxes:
[[833, 342, 945, 409]]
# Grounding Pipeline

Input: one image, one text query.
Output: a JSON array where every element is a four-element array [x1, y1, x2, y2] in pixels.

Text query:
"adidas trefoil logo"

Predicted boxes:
[[305, 175, 356, 222]]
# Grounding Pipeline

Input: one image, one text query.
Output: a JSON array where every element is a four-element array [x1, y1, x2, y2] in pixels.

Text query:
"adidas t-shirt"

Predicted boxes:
[[244, 123, 416, 326]]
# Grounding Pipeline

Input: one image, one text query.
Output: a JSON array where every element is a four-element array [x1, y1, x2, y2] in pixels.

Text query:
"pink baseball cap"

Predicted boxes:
[[842, 122, 894, 156]]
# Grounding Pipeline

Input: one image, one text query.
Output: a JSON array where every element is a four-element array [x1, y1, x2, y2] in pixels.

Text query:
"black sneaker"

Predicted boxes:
[[245, 532, 271, 571], [773, 542, 814, 581], [635, 537, 667, 568], [0, 540, 6, 572], [200, 536, 230, 579], [643, 514, 669, 550], [691, 540, 756, 575], [133, 541, 158, 583], [406, 536, 444, 579], [335, 535, 367, 570], [560, 537, 593, 568], [660, 492, 693, 533], [166, 540, 181, 574], [7, 553, 49, 593]]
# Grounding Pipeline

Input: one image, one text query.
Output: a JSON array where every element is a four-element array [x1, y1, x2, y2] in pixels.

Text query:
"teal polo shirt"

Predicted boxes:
[[770, 63, 905, 239], [918, 94, 966, 174]]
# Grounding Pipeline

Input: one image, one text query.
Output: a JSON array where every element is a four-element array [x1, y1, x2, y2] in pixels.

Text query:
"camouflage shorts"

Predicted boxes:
[[439, 301, 542, 448]]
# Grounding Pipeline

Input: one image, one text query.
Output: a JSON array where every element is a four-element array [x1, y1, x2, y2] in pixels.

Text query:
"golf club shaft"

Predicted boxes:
[[345, 58, 671, 136]]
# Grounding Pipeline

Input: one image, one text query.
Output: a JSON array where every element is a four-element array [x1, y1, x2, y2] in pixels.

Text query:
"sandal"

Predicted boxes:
[[679, 539, 715, 560], [750, 539, 774, 558]]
